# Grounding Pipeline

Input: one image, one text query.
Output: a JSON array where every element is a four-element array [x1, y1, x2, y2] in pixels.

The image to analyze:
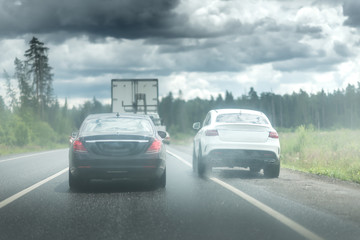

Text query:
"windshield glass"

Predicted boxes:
[[81, 118, 153, 135], [216, 113, 269, 125], [150, 116, 161, 126]]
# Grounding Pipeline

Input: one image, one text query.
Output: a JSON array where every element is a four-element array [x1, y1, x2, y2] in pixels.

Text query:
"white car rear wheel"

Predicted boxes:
[[192, 147, 197, 172], [264, 164, 280, 178], [197, 147, 206, 176]]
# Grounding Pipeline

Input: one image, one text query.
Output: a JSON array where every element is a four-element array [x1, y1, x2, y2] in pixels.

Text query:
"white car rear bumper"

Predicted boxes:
[[203, 141, 280, 164]]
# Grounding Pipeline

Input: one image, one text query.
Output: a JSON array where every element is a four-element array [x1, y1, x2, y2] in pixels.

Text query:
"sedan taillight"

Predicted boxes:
[[146, 139, 162, 153], [269, 131, 279, 139], [205, 129, 219, 136], [73, 140, 87, 152]]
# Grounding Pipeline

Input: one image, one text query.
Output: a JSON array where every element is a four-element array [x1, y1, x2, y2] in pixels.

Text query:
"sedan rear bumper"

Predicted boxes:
[[69, 158, 165, 181]]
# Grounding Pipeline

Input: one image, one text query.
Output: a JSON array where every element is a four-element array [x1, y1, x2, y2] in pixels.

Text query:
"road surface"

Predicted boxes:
[[1, 145, 360, 240]]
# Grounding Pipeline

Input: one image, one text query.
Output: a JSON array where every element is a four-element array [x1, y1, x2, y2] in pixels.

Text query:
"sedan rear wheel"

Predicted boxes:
[[263, 163, 280, 178], [69, 171, 86, 190], [158, 169, 166, 188], [151, 169, 166, 189]]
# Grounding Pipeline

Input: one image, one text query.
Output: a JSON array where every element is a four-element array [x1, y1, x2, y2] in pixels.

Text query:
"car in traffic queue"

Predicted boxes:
[[148, 112, 170, 144], [163, 131, 171, 145], [68, 113, 167, 189], [192, 109, 280, 178]]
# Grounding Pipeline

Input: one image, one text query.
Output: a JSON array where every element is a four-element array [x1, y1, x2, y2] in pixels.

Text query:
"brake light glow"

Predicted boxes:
[[78, 166, 91, 168], [146, 139, 162, 153], [269, 131, 279, 139], [205, 129, 219, 136], [73, 140, 87, 152]]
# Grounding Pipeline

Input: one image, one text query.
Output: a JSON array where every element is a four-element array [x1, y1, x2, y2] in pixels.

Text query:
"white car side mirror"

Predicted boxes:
[[193, 122, 201, 130]]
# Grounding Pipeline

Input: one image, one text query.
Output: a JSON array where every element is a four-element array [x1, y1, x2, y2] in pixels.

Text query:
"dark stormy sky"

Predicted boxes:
[[1, 0, 360, 106]]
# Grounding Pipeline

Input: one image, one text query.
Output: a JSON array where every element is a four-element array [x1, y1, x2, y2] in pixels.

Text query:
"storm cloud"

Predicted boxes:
[[343, 0, 360, 27], [0, 0, 181, 39], [0, 0, 359, 105]]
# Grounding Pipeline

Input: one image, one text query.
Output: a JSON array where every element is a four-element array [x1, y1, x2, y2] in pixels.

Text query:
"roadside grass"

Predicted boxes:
[[280, 126, 360, 184], [169, 131, 194, 146], [0, 143, 68, 157]]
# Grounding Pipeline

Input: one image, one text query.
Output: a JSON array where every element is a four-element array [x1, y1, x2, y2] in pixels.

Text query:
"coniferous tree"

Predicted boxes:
[[248, 87, 259, 110], [14, 58, 32, 109], [159, 92, 174, 127], [24, 37, 54, 118], [3, 70, 17, 111], [225, 91, 235, 107]]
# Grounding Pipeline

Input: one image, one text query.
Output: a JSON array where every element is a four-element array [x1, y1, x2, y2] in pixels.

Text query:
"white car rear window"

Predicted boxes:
[[82, 118, 153, 134], [216, 113, 269, 125]]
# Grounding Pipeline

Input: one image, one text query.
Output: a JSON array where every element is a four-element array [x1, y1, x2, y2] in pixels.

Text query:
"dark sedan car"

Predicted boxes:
[[68, 113, 167, 189]]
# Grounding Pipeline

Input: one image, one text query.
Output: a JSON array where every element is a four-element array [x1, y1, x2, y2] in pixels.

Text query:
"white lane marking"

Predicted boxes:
[[0, 149, 66, 164], [210, 177, 324, 240], [0, 168, 68, 209], [166, 150, 192, 168], [169, 151, 324, 240]]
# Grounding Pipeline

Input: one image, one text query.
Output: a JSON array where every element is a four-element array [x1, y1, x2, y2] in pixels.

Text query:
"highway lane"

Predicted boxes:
[[0, 146, 360, 240], [0, 150, 68, 202]]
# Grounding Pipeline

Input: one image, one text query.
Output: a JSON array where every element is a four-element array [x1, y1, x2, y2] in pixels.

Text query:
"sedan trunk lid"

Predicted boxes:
[[81, 134, 153, 157]]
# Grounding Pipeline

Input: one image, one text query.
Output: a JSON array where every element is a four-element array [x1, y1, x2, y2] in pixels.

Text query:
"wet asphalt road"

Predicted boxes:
[[1, 146, 360, 240]]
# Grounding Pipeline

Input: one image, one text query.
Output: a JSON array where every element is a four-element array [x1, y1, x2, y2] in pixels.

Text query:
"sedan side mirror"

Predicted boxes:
[[71, 131, 78, 138], [158, 131, 167, 139], [69, 131, 79, 144], [193, 122, 201, 130]]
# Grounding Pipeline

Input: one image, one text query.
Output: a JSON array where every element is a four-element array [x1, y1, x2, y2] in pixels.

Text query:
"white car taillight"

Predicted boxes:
[[205, 129, 219, 136], [269, 131, 279, 139]]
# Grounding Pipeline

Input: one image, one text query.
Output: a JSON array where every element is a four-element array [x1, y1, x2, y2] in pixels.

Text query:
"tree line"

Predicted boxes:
[[0, 37, 110, 147], [159, 85, 360, 133]]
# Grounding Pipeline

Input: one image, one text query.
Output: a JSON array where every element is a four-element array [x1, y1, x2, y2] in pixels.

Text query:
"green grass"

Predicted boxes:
[[0, 143, 68, 157], [280, 126, 360, 183], [168, 131, 194, 146]]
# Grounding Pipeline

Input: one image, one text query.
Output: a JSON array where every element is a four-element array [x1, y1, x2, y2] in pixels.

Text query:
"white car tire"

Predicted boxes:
[[263, 163, 280, 178]]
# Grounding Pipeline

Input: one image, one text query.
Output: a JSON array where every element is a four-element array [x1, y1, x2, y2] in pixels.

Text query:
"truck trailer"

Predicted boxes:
[[111, 79, 169, 143], [111, 79, 159, 114]]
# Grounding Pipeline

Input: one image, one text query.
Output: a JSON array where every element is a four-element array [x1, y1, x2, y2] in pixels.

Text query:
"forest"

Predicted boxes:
[[0, 37, 110, 151], [159, 84, 360, 134], [1, 37, 360, 152]]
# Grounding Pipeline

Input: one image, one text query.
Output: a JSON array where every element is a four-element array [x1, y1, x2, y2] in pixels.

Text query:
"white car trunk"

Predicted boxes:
[[216, 124, 270, 143]]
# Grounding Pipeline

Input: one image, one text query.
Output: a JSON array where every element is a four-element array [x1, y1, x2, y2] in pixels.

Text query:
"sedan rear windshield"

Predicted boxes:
[[81, 118, 153, 135], [216, 113, 269, 125]]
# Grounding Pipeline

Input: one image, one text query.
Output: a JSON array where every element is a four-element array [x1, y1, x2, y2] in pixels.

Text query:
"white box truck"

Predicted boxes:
[[111, 79, 159, 114], [111, 79, 169, 143]]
